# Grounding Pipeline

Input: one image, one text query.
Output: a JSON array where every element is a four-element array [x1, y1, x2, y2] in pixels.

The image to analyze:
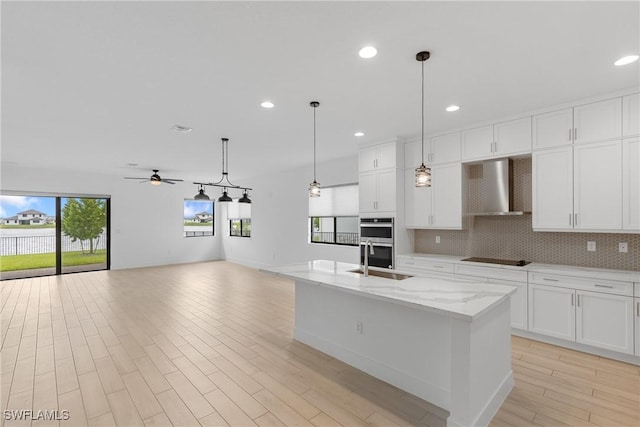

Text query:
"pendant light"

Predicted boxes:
[[193, 137, 252, 203], [194, 184, 210, 200], [415, 51, 432, 187], [309, 101, 321, 197]]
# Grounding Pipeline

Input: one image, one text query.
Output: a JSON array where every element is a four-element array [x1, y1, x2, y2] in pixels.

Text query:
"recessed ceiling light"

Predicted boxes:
[[358, 46, 377, 59], [354, 132, 364, 137], [446, 105, 460, 112], [261, 101, 274, 108], [171, 125, 192, 133], [614, 55, 639, 66]]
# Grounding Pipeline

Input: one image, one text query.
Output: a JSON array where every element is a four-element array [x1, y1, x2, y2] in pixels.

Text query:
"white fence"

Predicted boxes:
[[0, 233, 107, 256]]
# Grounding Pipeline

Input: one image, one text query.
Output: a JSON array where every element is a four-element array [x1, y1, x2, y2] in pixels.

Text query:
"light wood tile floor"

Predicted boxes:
[[1, 261, 638, 426]]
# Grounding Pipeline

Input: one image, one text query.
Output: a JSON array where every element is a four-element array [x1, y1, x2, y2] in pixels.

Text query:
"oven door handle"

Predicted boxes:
[[360, 242, 393, 248], [360, 223, 393, 228]]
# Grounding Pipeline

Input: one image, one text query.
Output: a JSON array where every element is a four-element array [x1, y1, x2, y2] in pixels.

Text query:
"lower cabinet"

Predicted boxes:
[[528, 283, 635, 355]]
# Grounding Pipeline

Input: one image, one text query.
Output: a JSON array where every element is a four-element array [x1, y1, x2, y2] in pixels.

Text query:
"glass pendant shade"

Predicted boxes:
[[150, 179, 161, 186], [218, 189, 233, 202], [238, 190, 252, 204], [194, 186, 210, 200], [415, 163, 431, 187], [309, 180, 321, 197]]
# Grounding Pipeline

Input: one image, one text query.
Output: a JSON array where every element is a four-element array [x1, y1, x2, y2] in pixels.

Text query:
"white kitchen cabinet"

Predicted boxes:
[[532, 108, 573, 150], [576, 290, 634, 355], [622, 138, 640, 231], [623, 93, 639, 137], [461, 118, 531, 161], [573, 98, 622, 144], [533, 140, 624, 231], [461, 125, 493, 160], [404, 163, 462, 229], [528, 283, 576, 341], [404, 168, 431, 227], [573, 140, 622, 230], [493, 117, 532, 156], [532, 146, 574, 229], [635, 297, 640, 357], [359, 141, 397, 172], [430, 132, 461, 164], [360, 169, 396, 214]]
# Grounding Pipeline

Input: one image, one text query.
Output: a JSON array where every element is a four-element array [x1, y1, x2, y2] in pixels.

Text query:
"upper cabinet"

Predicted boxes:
[[404, 133, 461, 167], [359, 140, 401, 215], [622, 138, 639, 231], [533, 98, 622, 149], [461, 117, 531, 161], [623, 93, 639, 137]]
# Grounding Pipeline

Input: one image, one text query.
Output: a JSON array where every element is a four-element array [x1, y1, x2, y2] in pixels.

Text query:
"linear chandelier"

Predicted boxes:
[[193, 137, 252, 203]]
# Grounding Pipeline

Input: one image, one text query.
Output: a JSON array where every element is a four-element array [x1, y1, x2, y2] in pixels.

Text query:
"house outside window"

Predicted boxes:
[[184, 200, 214, 237]]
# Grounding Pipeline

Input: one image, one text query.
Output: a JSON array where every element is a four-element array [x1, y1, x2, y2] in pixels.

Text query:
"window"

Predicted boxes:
[[230, 219, 251, 237], [228, 199, 251, 238], [309, 184, 359, 247], [184, 200, 214, 237]]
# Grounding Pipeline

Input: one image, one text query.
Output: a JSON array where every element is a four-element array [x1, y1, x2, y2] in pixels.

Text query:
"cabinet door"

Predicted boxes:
[[528, 284, 575, 341], [430, 132, 461, 164], [532, 147, 574, 229], [359, 171, 377, 213], [431, 163, 462, 229], [576, 290, 634, 355], [635, 298, 640, 357], [533, 108, 573, 149], [376, 169, 396, 213], [622, 138, 639, 230], [404, 169, 431, 228], [461, 125, 493, 161], [376, 141, 397, 169], [494, 117, 532, 156], [573, 98, 622, 144], [574, 140, 622, 230], [622, 93, 639, 137], [359, 146, 378, 172], [404, 140, 425, 169]]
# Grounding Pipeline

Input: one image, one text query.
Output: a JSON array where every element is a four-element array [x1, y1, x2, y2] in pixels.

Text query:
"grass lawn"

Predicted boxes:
[[0, 250, 106, 271], [0, 224, 55, 229]]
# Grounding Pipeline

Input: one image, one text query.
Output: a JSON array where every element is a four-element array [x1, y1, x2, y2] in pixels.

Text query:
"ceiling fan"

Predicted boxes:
[[124, 169, 184, 185]]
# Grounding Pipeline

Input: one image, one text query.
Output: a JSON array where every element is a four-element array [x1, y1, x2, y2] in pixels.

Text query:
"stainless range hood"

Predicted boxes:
[[470, 157, 530, 216]]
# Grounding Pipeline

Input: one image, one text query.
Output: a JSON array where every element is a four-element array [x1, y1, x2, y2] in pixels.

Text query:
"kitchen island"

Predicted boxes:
[[265, 260, 518, 427]]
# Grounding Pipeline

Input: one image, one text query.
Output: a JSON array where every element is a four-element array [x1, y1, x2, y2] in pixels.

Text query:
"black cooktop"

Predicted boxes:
[[461, 257, 530, 267]]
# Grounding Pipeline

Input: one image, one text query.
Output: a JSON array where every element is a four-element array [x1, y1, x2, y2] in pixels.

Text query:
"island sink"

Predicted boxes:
[[349, 268, 413, 280]]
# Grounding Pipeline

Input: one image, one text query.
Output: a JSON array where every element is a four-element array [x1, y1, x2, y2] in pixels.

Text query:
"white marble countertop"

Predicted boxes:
[[397, 253, 640, 282], [263, 260, 517, 321]]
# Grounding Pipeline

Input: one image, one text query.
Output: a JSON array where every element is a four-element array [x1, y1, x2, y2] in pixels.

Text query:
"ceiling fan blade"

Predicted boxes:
[[164, 179, 184, 182], [139, 180, 150, 183], [162, 180, 176, 185]]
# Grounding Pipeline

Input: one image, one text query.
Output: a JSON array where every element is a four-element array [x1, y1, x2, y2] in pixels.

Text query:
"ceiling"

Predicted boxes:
[[2, 1, 639, 184]]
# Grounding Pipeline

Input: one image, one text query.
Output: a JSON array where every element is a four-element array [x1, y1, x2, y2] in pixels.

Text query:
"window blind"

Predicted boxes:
[[227, 199, 252, 219], [308, 184, 359, 217]]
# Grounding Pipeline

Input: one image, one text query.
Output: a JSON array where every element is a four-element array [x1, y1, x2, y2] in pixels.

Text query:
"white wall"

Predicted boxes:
[[220, 155, 360, 268], [1, 164, 221, 269]]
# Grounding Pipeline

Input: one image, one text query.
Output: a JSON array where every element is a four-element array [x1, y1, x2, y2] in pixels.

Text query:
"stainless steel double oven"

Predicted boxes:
[[359, 218, 394, 269]]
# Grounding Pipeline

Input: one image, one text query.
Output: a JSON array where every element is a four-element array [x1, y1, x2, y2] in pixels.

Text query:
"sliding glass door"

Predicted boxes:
[[0, 194, 110, 280]]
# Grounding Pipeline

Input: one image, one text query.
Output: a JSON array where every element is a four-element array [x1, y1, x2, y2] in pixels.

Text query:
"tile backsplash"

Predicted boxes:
[[414, 159, 640, 271]]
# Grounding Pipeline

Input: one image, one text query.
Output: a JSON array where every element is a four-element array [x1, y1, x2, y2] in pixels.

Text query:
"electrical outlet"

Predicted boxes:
[[435, 236, 441, 244], [619, 242, 628, 253], [356, 321, 363, 334], [587, 241, 596, 252]]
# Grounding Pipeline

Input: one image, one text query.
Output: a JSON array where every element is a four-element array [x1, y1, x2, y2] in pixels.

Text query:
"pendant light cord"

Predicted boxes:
[[313, 105, 317, 181], [421, 58, 425, 165]]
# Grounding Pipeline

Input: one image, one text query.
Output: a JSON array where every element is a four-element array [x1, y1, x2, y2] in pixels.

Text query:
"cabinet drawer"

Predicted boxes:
[[454, 264, 527, 283], [397, 258, 455, 275], [529, 272, 633, 296]]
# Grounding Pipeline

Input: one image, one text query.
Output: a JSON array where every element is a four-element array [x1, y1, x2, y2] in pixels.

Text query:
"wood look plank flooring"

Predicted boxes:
[[1, 261, 638, 426]]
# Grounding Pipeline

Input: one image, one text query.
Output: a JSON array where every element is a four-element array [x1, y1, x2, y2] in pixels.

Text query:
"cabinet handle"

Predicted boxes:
[[593, 284, 614, 289], [433, 265, 444, 269], [571, 294, 574, 306], [543, 278, 559, 282], [637, 301, 639, 317], [569, 213, 572, 226], [577, 294, 580, 307], [574, 213, 578, 226], [574, 128, 577, 141]]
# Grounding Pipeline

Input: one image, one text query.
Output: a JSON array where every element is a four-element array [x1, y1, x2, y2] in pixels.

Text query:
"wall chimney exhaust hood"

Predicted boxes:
[[470, 157, 530, 216]]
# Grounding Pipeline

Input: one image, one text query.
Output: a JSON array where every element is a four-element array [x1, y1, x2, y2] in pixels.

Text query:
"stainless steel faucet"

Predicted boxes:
[[363, 239, 375, 277]]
